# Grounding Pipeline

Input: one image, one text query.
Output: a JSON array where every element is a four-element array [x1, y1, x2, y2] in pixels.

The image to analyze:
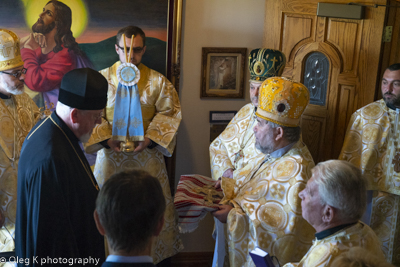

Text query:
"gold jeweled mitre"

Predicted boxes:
[[0, 29, 24, 71], [256, 77, 310, 127]]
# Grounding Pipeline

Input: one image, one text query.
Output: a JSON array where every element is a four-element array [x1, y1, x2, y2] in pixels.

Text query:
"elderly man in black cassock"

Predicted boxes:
[[15, 68, 108, 266]]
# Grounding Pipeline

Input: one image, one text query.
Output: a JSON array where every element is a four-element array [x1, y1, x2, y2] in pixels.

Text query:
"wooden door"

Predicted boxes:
[[263, 0, 388, 162]]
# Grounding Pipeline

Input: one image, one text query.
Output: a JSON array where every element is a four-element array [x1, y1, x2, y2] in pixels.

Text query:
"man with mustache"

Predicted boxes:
[[340, 63, 400, 264], [20, 0, 91, 111], [210, 49, 285, 187], [16, 68, 108, 267], [0, 29, 40, 263], [212, 77, 315, 266]]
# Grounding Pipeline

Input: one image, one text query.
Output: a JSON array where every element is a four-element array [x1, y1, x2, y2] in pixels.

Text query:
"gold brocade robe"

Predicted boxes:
[[339, 99, 400, 263], [283, 222, 385, 267], [0, 93, 39, 257], [221, 141, 315, 266], [210, 103, 261, 180], [339, 99, 397, 192], [85, 62, 183, 263]]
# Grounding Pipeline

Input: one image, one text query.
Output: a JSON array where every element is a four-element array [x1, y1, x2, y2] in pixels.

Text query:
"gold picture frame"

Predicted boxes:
[[200, 47, 247, 98]]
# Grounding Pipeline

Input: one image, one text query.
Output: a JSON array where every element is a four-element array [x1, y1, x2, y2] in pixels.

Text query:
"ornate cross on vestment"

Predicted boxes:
[[270, 56, 278, 68], [234, 149, 244, 166], [194, 185, 223, 206]]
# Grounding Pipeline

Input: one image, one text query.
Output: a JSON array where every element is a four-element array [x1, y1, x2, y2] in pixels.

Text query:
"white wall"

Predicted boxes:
[[175, 0, 265, 252]]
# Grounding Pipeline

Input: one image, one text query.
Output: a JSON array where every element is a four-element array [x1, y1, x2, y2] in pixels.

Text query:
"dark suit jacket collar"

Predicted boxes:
[[51, 111, 80, 143]]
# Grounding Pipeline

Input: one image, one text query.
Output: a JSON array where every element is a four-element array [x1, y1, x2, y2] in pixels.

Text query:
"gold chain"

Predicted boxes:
[[49, 116, 99, 191]]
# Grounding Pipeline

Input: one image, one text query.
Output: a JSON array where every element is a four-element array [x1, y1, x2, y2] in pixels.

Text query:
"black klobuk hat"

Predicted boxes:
[[58, 68, 108, 110]]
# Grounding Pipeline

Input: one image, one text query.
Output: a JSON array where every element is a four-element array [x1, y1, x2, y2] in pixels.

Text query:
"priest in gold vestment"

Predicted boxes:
[[210, 49, 286, 184], [85, 26, 183, 264], [212, 77, 315, 266], [284, 160, 385, 267], [339, 63, 400, 264], [0, 29, 40, 263]]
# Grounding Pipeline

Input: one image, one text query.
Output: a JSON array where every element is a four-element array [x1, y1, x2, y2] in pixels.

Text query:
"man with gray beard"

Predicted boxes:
[[16, 68, 108, 267], [210, 49, 286, 188], [211, 77, 315, 266], [0, 28, 40, 265]]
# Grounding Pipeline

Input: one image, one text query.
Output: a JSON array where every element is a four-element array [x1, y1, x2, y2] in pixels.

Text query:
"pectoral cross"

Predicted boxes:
[[234, 149, 244, 167]]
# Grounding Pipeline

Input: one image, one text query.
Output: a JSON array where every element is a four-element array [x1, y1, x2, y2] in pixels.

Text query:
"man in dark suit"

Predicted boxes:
[[94, 170, 166, 266]]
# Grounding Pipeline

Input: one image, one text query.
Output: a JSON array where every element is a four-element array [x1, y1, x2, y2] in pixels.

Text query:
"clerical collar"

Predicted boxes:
[[270, 142, 296, 158], [0, 92, 11, 99], [315, 222, 357, 240]]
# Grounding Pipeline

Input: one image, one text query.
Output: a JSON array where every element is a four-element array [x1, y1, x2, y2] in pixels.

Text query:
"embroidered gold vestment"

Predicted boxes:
[[283, 222, 385, 267], [85, 62, 183, 263], [221, 141, 315, 266], [210, 103, 261, 180], [339, 99, 400, 264], [0, 93, 39, 256]]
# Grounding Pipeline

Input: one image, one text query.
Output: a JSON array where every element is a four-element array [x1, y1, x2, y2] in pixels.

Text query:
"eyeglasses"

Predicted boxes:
[[116, 44, 144, 54], [0, 68, 27, 79]]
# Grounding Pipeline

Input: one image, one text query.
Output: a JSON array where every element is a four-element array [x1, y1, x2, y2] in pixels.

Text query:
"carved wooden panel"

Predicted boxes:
[[333, 84, 356, 157], [300, 115, 326, 162], [265, 0, 387, 163], [326, 19, 362, 73], [281, 14, 314, 65]]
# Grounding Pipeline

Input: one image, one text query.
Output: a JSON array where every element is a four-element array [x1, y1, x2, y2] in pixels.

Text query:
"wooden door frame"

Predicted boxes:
[[264, 0, 387, 110], [293, 42, 342, 161]]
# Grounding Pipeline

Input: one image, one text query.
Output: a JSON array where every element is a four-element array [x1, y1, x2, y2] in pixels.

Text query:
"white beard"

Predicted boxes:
[[0, 78, 24, 95], [79, 132, 92, 143]]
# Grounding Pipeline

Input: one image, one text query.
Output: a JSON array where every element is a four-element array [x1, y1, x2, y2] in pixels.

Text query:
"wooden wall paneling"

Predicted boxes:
[[334, 84, 356, 157], [326, 19, 361, 73], [379, 0, 400, 100], [265, 0, 388, 162], [391, 1, 400, 63], [281, 13, 314, 66], [282, 0, 317, 13], [264, 0, 283, 49], [357, 2, 387, 106], [315, 16, 326, 43], [300, 115, 326, 162], [293, 42, 342, 161], [338, 74, 359, 113], [323, 60, 341, 160]]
